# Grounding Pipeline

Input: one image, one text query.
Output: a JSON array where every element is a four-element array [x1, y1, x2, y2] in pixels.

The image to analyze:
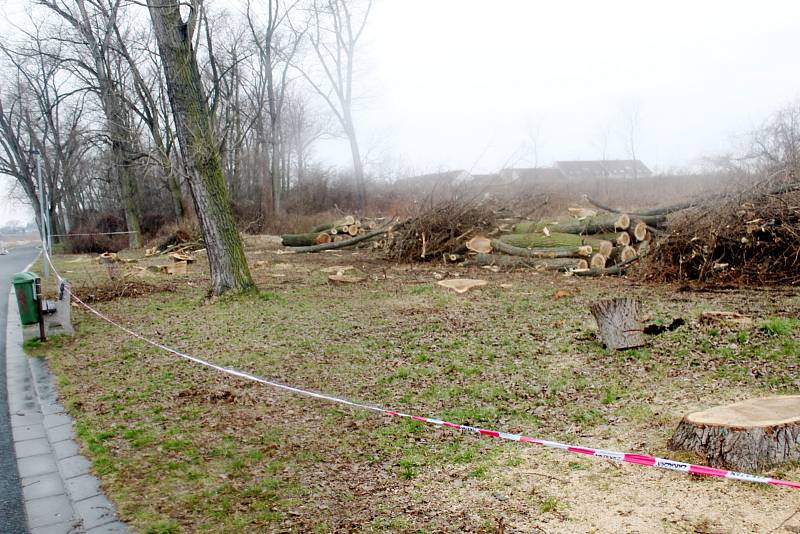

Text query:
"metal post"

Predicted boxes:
[[44, 186, 52, 256], [35, 277, 46, 342], [34, 150, 50, 281]]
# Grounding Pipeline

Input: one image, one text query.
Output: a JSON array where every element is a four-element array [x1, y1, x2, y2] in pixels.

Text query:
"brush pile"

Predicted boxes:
[[644, 177, 800, 285], [386, 201, 496, 261]]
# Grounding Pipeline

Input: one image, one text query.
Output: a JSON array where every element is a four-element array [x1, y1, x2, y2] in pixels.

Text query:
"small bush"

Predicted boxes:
[[64, 213, 128, 253]]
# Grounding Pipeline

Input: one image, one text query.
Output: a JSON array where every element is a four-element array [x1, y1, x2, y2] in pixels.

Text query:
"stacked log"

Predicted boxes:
[[466, 253, 589, 271], [281, 216, 370, 247], [474, 198, 673, 275]]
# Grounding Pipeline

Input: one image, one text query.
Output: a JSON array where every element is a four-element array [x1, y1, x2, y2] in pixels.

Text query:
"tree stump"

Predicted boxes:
[[589, 298, 644, 350], [669, 396, 800, 472]]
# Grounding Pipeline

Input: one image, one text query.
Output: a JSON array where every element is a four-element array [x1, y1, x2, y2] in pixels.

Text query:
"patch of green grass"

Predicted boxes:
[[409, 284, 433, 295], [468, 465, 488, 478], [443, 441, 479, 464], [162, 438, 193, 452], [23, 338, 43, 350], [505, 456, 523, 467], [600, 384, 622, 405], [570, 408, 602, 427], [124, 428, 155, 448], [568, 461, 589, 470], [617, 404, 653, 423], [143, 519, 180, 534], [399, 456, 417, 479], [761, 316, 799, 336], [371, 515, 410, 531], [382, 366, 413, 382], [736, 330, 750, 344], [540, 496, 561, 513]]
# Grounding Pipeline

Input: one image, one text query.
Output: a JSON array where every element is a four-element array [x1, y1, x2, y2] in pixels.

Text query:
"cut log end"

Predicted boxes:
[[610, 245, 637, 264], [315, 233, 332, 245], [669, 396, 800, 472], [615, 213, 631, 230], [590, 253, 607, 270], [466, 235, 493, 254], [630, 220, 648, 242], [583, 238, 613, 257]]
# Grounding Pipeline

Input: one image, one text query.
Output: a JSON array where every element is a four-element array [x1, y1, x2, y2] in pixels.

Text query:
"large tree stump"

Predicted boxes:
[[669, 396, 800, 472], [589, 298, 644, 350]]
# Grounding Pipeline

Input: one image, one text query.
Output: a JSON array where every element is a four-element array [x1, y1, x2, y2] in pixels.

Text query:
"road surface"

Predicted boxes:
[[1, 245, 40, 533]]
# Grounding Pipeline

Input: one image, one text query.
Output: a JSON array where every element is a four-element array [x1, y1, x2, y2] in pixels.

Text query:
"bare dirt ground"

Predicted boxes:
[[27, 238, 800, 533]]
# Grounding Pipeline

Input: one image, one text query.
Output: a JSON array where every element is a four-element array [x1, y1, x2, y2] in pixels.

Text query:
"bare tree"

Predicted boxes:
[[245, 0, 301, 216], [0, 25, 91, 239], [147, 0, 254, 294], [618, 99, 642, 178], [283, 91, 329, 183], [112, 21, 186, 220], [299, 0, 372, 209], [37, 0, 146, 247], [748, 102, 800, 177]]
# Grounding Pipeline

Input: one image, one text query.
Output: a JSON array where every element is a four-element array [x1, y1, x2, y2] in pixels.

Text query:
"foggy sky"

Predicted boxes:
[[346, 0, 800, 174], [2, 0, 800, 223]]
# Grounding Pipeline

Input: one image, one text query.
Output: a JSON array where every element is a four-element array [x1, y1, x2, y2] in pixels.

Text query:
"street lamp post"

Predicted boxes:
[[30, 148, 49, 281]]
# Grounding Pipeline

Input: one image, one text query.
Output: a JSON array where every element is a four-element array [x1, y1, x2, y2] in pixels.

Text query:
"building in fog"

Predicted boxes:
[[554, 160, 652, 180], [497, 160, 652, 182], [498, 167, 568, 183]]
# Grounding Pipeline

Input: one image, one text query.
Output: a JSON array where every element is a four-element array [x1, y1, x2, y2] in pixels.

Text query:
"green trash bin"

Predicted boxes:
[[13, 272, 40, 325]]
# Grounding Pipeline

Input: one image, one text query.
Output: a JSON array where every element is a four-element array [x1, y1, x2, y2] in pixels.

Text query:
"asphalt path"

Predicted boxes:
[[0, 245, 40, 534]]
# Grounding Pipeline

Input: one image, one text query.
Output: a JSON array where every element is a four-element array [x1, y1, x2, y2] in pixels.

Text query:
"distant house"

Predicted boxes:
[[554, 160, 652, 180], [498, 167, 567, 183]]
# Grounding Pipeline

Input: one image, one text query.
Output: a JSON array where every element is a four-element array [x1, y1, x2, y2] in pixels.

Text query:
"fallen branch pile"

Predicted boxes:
[[385, 202, 496, 261], [643, 176, 800, 285]]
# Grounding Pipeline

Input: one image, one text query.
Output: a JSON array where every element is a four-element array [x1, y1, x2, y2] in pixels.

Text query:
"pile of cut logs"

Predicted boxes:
[[464, 208, 665, 274], [281, 216, 377, 247]]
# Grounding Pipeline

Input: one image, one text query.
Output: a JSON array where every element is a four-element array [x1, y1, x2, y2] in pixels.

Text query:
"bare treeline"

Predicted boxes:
[[0, 0, 373, 246]]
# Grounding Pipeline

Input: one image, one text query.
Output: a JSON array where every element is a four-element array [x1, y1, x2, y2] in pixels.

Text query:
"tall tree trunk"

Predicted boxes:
[[115, 141, 142, 248], [147, 0, 254, 295], [270, 132, 281, 214], [166, 164, 185, 221], [150, 125, 185, 221], [344, 116, 365, 209]]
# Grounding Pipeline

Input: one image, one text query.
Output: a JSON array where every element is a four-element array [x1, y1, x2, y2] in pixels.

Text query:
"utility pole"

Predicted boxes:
[[31, 149, 49, 281]]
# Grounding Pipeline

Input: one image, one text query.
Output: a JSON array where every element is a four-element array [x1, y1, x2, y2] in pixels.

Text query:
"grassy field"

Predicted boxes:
[[27, 241, 800, 533]]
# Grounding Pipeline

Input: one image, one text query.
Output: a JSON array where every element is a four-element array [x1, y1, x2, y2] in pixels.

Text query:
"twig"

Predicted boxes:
[[768, 507, 800, 534]]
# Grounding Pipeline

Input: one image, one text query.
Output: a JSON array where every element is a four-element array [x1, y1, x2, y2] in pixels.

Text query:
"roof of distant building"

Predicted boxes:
[[554, 160, 652, 178], [500, 167, 566, 181]]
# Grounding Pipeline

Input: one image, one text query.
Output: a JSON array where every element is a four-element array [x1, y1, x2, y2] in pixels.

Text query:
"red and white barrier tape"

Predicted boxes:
[[42, 251, 800, 490]]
